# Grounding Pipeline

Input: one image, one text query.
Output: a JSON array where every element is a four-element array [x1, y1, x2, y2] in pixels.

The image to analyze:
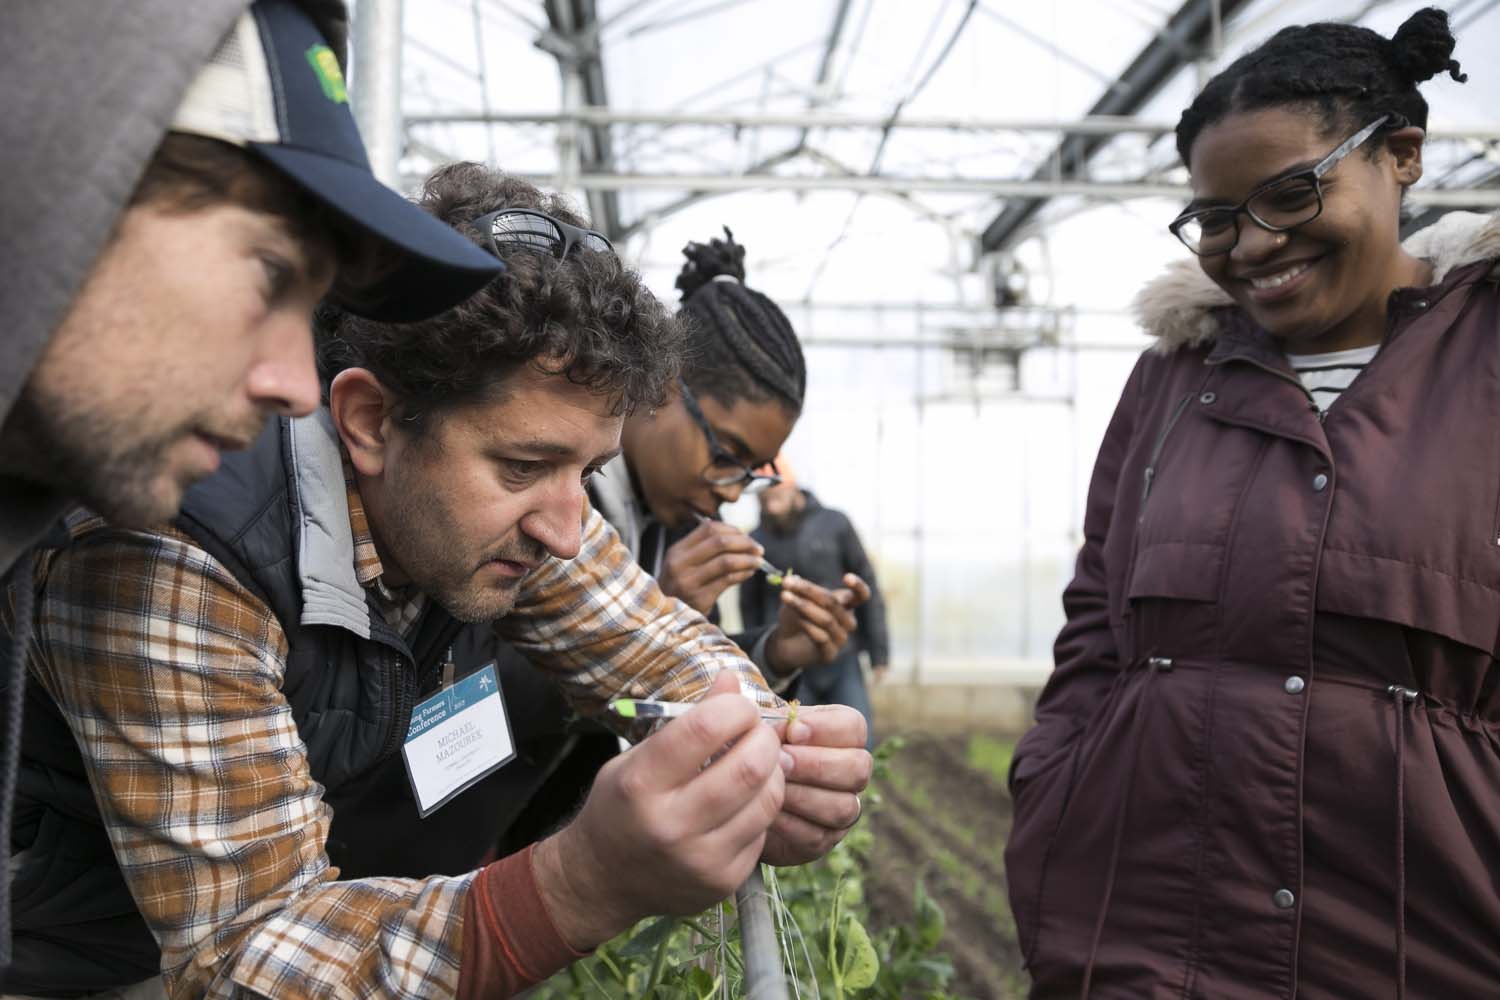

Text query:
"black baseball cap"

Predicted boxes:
[[169, 0, 501, 322]]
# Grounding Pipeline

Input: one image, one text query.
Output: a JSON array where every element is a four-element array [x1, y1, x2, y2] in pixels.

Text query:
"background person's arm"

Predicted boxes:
[[837, 515, 890, 675]]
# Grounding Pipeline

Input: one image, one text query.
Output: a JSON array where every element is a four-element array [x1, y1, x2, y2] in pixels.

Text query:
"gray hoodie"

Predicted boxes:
[[0, 2, 348, 974], [0, 0, 348, 577]]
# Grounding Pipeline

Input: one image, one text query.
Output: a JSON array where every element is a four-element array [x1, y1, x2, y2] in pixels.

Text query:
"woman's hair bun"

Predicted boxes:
[[675, 226, 748, 302], [1390, 7, 1468, 84]]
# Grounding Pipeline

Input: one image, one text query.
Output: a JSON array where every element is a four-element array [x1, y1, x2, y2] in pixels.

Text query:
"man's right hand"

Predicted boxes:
[[657, 519, 765, 615], [532, 672, 789, 950]]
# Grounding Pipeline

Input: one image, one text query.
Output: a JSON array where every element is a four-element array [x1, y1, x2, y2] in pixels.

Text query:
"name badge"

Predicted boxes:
[[401, 662, 514, 817]]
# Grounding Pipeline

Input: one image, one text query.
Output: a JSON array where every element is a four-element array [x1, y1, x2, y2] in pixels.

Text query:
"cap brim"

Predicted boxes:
[[247, 143, 503, 323]]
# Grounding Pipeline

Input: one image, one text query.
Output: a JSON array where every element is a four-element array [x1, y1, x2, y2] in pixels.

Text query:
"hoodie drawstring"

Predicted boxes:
[[1386, 683, 1418, 1000], [1079, 655, 1172, 1000], [0, 556, 35, 971]]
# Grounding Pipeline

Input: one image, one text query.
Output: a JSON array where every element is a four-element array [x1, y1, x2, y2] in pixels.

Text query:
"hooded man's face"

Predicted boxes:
[[3, 190, 331, 526]]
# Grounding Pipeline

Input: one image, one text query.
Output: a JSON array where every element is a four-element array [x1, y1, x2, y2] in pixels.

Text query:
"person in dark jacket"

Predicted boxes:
[[741, 473, 890, 744], [1004, 9, 1491, 998]]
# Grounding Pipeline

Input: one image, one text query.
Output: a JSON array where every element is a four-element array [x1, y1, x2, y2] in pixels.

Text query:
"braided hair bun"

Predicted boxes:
[[675, 226, 748, 301], [674, 226, 805, 411], [1175, 6, 1468, 165], [1390, 7, 1467, 84]]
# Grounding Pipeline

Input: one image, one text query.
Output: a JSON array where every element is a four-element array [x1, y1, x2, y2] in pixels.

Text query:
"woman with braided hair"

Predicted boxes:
[[1004, 8, 1494, 997], [590, 227, 872, 684]]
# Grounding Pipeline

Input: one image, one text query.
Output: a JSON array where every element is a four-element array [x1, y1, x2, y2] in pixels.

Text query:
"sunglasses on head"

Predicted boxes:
[[471, 207, 616, 261]]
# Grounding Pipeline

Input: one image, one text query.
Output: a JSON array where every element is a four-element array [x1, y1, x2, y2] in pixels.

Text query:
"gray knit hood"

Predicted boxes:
[[0, 0, 348, 576]]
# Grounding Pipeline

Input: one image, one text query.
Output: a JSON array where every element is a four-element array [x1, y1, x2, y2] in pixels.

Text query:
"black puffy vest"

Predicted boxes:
[[5, 416, 586, 997]]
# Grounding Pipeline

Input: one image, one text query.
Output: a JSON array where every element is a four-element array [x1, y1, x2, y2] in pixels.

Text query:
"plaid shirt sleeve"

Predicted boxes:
[[28, 517, 472, 1000], [498, 506, 782, 720]]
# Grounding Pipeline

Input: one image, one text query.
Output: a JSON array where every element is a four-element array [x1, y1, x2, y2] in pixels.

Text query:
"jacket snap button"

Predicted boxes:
[[1284, 675, 1305, 694], [1273, 889, 1296, 909], [1312, 473, 1329, 492], [1199, 391, 1216, 405]]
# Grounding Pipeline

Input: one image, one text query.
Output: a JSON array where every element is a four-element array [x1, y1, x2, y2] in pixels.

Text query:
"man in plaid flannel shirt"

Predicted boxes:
[[3, 163, 870, 1000]]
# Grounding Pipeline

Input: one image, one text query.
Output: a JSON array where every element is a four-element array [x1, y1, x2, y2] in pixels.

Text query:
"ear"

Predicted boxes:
[[328, 368, 399, 477], [1385, 126, 1425, 188]]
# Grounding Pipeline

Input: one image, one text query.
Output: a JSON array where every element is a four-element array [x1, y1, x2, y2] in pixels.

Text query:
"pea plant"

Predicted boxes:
[[530, 738, 964, 1000]]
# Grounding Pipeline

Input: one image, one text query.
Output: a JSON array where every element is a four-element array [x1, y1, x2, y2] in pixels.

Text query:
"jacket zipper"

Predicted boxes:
[[1139, 392, 1195, 511]]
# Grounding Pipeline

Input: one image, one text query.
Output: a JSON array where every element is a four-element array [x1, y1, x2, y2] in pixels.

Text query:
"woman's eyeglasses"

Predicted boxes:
[[471, 208, 616, 261], [1168, 115, 1394, 256], [678, 381, 782, 495]]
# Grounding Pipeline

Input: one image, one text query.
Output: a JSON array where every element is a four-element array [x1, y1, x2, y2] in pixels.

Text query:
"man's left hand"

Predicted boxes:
[[766, 573, 871, 675], [761, 702, 872, 866]]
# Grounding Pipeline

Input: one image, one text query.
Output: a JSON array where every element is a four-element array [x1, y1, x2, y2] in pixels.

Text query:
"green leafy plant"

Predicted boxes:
[[530, 736, 963, 999]]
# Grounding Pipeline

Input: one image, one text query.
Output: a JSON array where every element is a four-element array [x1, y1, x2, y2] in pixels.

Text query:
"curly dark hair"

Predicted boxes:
[[674, 227, 804, 413], [1175, 7, 1467, 167], [315, 162, 682, 427]]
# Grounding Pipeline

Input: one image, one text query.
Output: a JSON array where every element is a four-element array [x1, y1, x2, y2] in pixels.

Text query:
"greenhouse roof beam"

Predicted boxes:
[[977, 0, 1254, 254], [542, 0, 623, 240], [395, 170, 1500, 206], [793, 0, 855, 153], [407, 109, 1180, 132], [404, 108, 1500, 144]]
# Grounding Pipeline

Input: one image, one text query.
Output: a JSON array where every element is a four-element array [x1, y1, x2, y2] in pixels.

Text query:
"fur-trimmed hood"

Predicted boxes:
[[1134, 210, 1500, 353]]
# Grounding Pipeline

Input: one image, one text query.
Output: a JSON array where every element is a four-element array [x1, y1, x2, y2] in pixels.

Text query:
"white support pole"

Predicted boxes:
[[351, 0, 405, 187], [557, 71, 583, 194], [735, 869, 790, 1000]]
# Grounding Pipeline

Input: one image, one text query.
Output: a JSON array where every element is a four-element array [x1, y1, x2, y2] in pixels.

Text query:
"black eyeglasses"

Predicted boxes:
[[678, 381, 782, 495], [1169, 115, 1394, 256], [471, 208, 616, 261]]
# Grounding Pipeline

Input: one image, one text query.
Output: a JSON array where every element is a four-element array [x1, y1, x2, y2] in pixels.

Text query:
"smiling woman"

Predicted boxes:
[[1000, 8, 1500, 1000]]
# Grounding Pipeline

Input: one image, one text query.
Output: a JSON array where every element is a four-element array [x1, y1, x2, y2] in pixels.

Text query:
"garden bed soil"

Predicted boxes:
[[864, 731, 1027, 999]]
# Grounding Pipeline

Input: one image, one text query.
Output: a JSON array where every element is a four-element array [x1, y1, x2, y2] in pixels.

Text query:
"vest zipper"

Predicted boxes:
[[1140, 392, 1195, 512], [374, 621, 468, 770], [375, 649, 416, 770]]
